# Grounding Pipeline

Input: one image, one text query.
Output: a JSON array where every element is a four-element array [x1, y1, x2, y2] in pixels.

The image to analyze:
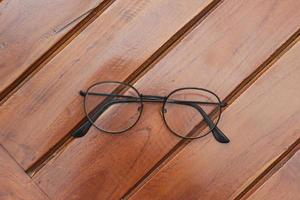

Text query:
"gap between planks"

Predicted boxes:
[[0, 144, 51, 199], [237, 141, 300, 200], [121, 29, 300, 200], [25, 0, 223, 177], [0, 0, 116, 104]]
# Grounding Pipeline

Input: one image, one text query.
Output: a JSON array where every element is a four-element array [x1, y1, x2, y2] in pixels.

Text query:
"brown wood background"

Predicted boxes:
[[0, 0, 299, 199]]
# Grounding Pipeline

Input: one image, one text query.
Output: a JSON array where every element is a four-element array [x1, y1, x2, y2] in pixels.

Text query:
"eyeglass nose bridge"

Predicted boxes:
[[140, 94, 167, 102], [139, 94, 168, 115]]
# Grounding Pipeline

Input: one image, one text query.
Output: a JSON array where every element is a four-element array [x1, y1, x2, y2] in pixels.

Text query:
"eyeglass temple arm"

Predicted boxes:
[[189, 103, 230, 143], [71, 119, 92, 138], [72, 98, 123, 137]]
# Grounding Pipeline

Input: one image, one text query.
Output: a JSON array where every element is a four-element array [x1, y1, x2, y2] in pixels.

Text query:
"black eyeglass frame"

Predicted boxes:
[[72, 81, 230, 143]]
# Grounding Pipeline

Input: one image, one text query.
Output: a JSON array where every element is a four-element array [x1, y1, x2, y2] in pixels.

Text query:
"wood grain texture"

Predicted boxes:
[[0, 145, 48, 200], [248, 151, 300, 200], [33, 0, 300, 199], [130, 41, 300, 200], [0, 0, 215, 170], [0, 0, 103, 96]]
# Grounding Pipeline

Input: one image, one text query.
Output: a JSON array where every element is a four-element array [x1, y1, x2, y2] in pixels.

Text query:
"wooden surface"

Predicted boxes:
[[0, 0, 299, 199], [0, 0, 103, 97], [34, 0, 300, 199], [0, 145, 48, 200], [248, 151, 300, 200]]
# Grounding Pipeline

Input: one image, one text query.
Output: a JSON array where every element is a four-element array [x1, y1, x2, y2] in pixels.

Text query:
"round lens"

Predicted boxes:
[[84, 81, 142, 133], [163, 88, 221, 139]]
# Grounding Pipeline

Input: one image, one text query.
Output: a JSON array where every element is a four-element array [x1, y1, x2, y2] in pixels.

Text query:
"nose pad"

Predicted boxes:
[[161, 108, 167, 116], [137, 106, 143, 112]]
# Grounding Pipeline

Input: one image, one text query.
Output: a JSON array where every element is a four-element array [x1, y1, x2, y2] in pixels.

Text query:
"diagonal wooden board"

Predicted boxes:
[[248, 151, 300, 200], [0, 0, 216, 169], [0, 0, 103, 96], [0, 145, 49, 200], [129, 41, 300, 200], [33, 0, 300, 199]]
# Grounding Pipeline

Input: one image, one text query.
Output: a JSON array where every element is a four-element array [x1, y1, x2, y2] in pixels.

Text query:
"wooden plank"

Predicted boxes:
[[0, 145, 48, 200], [248, 151, 300, 200], [33, 0, 300, 199], [129, 41, 300, 200], [0, 0, 103, 96], [0, 0, 216, 169]]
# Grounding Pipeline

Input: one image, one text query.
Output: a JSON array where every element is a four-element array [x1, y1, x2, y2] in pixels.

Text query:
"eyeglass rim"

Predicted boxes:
[[162, 87, 222, 139], [83, 81, 144, 134]]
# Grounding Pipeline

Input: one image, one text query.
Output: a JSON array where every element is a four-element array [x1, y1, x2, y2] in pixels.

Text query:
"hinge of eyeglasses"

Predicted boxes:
[[220, 101, 227, 107], [79, 90, 86, 97]]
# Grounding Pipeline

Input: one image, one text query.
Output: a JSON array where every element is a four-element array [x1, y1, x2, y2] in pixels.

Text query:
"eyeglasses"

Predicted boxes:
[[71, 81, 230, 143]]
